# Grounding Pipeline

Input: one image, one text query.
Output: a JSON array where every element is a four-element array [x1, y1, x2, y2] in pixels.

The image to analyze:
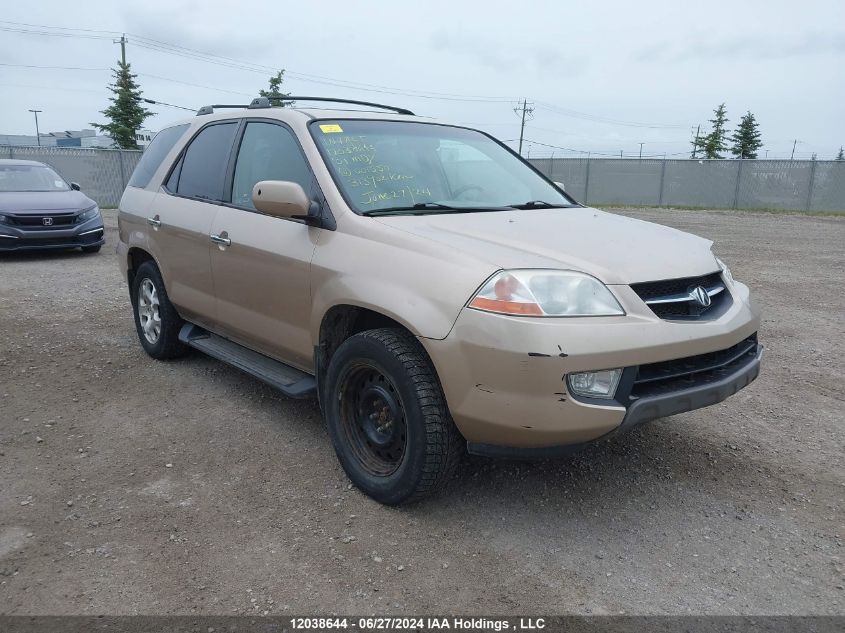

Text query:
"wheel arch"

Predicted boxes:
[[126, 247, 159, 290], [314, 304, 423, 404]]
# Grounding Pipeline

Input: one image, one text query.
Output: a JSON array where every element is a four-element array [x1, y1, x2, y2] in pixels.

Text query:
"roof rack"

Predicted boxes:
[[196, 96, 414, 117]]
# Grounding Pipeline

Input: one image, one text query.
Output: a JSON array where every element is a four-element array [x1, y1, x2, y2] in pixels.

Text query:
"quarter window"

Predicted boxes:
[[175, 122, 238, 201], [127, 123, 189, 189], [231, 122, 312, 210]]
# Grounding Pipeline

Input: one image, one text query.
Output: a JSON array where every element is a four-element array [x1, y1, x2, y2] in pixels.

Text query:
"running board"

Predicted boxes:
[[178, 323, 316, 398]]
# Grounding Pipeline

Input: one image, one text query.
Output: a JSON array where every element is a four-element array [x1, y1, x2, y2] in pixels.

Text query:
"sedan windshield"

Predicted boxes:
[[0, 164, 70, 192], [310, 120, 574, 214]]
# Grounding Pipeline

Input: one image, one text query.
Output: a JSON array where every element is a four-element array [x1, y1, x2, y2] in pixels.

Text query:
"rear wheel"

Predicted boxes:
[[130, 260, 186, 360], [324, 328, 463, 505]]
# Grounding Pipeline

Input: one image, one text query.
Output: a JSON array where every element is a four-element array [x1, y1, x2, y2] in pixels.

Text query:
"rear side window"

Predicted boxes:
[[231, 122, 312, 209], [175, 122, 238, 201], [127, 124, 189, 189]]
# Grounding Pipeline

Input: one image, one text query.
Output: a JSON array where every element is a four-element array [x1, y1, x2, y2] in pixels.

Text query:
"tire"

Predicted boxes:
[[324, 328, 464, 505], [81, 244, 102, 254], [130, 260, 187, 360]]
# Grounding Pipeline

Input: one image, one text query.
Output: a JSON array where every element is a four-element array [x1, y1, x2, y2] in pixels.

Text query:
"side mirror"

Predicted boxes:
[[70, 182, 81, 191], [252, 180, 310, 220], [554, 181, 566, 192]]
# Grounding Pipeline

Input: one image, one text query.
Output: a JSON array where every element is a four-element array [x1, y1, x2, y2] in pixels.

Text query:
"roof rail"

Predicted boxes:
[[196, 99, 272, 116], [273, 96, 414, 115], [196, 96, 414, 117]]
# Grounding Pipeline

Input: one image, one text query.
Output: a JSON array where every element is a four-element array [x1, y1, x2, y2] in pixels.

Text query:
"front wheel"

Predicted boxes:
[[324, 328, 463, 505]]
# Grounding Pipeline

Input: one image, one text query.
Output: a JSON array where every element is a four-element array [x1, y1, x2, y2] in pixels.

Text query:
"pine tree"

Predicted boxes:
[[260, 70, 294, 107], [837, 147, 844, 160], [702, 103, 730, 159], [91, 60, 152, 149], [730, 111, 763, 159], [690, 132, 706, 159]]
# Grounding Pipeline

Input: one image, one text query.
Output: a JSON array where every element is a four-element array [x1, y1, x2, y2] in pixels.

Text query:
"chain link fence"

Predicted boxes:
[[531, 158, 845, 213], [0, 146, 142, 208]]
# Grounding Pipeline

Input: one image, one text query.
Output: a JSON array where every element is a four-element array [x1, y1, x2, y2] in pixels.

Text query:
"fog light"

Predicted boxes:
[[567, 368, 623, 399]]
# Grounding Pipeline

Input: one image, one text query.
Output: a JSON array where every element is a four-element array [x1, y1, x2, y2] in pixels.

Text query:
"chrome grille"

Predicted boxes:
[[631, 271, 731, 320]]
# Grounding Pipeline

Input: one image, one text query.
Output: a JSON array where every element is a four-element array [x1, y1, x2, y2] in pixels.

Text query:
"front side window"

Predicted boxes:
[[174, 122, 238, 201], [310, 120, 574, 214], [127, 123, 189, 189], [0, 164, 69, 192], [231, 122, 312, 209]]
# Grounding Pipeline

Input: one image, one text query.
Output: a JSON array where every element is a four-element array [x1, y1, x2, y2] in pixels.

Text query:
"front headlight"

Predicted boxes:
[[77, 205, 100, 222], [468, 270, 624, 317], [716, 257, 734, 285]]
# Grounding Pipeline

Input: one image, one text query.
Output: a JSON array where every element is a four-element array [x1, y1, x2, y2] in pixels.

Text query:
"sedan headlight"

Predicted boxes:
[[77, 205, 100, 222], [468, 270, 624, 317], [716, 257, 734, 285]]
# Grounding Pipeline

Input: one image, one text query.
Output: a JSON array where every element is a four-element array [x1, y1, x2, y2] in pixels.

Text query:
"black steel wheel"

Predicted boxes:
[[324, 328, 464, 505]]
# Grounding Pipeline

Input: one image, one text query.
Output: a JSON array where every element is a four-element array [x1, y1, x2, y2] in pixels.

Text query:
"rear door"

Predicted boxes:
[[208, 119, 320, 370], [150, 121, 239, 327]]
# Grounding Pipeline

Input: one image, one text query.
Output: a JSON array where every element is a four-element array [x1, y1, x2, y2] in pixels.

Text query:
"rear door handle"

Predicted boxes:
[[210, 233, 231, 247], [146, 215, 161, 228]]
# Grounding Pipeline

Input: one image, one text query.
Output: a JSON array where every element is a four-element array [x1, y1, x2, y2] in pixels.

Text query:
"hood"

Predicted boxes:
[[375, 207, 717, 285], [0, 190, 96, 214]]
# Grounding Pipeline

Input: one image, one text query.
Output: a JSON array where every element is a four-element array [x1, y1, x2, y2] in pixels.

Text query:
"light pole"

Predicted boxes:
[[28, 109, 42, 147]]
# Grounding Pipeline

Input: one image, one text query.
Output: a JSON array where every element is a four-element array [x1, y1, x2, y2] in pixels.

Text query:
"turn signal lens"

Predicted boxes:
[[468, 270, 624, 317]]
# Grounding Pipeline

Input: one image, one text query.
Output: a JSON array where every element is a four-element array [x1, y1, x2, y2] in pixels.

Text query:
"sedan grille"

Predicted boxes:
[[631, 271, 731, 320], [5, 212, 79, 229]]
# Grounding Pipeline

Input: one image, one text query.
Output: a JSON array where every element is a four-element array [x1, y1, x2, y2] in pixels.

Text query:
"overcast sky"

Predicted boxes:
[[1, 0, 843, 158]]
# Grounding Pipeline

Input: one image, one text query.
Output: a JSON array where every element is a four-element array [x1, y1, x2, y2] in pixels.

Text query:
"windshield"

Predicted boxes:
[[310, 120, 574, 214], [0, 164, 70, 192]]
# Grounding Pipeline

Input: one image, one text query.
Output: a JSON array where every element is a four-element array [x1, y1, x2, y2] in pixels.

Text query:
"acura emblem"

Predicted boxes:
[[691, 286, 711, 307], [42, 217, 53, 226]]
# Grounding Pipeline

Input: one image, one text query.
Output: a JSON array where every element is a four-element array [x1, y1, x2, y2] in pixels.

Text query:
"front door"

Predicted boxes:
[[209, 120, 320, 371]]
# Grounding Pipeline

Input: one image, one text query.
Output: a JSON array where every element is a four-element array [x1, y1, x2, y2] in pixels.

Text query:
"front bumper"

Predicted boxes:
[[0, 220, 105, 251], [421, 281, 761, 451]]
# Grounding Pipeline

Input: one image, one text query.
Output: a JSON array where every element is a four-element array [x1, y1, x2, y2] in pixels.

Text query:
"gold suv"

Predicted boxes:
[[117, 97, 762, 504]]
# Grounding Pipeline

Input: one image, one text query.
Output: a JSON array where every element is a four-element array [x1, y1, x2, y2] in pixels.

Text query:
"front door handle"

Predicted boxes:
[[146, 215, 161, 228], [210, 233, 231, 247]]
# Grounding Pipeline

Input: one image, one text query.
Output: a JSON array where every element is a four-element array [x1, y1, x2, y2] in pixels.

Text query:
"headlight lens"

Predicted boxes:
[[77, 205, 100, 222], [468, 270, 624, 317], [716, 257, 734, 285]]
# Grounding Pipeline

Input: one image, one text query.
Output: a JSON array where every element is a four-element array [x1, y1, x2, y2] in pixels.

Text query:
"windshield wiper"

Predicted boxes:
[[362, 202, 511, 216], [507, 200, 571, 209]]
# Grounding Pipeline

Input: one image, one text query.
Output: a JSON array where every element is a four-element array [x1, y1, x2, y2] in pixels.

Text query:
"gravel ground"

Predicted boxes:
[[0, 208, 843, 616]]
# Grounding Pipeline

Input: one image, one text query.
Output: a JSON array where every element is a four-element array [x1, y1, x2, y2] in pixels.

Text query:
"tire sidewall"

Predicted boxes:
[[325, 335, 430, 504], [130, 262, 171, 358]]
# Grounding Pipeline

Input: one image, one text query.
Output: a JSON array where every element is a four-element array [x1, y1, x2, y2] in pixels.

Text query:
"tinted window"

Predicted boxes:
[[232, 122, 312, 209], [176, 122, 238, 201], [127, 124, 189, 188]]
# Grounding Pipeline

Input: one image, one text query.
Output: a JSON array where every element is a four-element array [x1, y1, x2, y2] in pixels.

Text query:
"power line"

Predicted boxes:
[[534, 101, 687, 130]]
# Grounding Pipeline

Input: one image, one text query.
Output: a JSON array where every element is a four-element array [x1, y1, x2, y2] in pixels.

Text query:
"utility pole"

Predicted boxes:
[[114, 33, 127, 64], [639, 142, 644, 159], [790, 139, 798, 161], [28, 109, 42, 146], [691, 124, 701, 158], [514, 98, 534, 156]]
